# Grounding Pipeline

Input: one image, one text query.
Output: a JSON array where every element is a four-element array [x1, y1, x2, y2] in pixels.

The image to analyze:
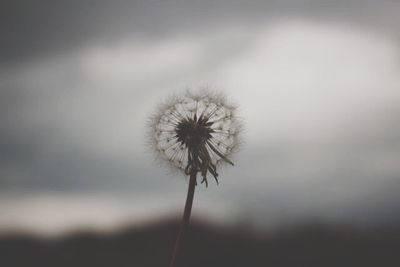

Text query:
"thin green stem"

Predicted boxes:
[[169, 172, 197, 267]]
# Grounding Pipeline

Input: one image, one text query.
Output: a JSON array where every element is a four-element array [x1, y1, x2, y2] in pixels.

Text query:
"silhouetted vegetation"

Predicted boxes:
[[1, 219, 399, 267]]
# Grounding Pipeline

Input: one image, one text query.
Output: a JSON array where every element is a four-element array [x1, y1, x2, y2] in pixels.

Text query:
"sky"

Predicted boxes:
[[1, 0, 400, 235]]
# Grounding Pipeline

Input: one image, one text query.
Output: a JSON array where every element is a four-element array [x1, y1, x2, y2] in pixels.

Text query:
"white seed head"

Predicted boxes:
[[148, 90, 242, 185]]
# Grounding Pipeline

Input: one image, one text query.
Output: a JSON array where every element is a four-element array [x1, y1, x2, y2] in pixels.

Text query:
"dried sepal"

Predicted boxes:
[[148, 89, 242, 186]]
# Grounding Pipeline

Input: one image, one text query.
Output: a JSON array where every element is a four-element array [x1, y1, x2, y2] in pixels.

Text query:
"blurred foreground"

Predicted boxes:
[[1, 219, 399, 267]]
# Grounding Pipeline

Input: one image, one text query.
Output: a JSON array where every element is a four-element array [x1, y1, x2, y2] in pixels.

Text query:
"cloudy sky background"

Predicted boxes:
[[1, 0, 400, 235]]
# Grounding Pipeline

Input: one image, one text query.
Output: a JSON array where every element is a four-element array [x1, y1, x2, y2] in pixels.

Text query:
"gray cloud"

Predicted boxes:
[[1, 0, 400, 233], [2, 0, 399, 65]]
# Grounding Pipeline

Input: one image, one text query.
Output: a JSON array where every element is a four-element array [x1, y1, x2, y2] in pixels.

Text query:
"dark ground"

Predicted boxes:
[[1, 219, 399, 267]]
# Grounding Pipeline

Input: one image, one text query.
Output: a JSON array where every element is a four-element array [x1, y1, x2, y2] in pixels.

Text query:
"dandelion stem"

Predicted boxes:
[[169, 171, 197, 267]]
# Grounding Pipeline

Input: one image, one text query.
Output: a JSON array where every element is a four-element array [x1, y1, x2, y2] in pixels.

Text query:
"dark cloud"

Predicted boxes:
[[1, 0, 400, 231], [2, 0, 399, 65]]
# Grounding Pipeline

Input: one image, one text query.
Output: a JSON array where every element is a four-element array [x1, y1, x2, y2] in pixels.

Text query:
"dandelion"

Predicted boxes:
[[148, 90, 242, 267]]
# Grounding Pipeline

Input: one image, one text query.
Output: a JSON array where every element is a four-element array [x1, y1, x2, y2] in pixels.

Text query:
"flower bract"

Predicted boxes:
[[150, 91, 241, 186]]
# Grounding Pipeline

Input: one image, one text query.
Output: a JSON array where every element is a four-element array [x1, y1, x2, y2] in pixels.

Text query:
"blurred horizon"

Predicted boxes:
[[1, 0, 400, 237], [2, 217, 400, 266]]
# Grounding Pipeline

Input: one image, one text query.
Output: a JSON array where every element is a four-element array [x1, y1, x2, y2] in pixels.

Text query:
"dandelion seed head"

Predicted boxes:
[[148, 90, 242, 185]]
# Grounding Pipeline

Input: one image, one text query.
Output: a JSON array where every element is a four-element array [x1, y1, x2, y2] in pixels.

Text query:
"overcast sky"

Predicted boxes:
[[1, 0, 400, 235]]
